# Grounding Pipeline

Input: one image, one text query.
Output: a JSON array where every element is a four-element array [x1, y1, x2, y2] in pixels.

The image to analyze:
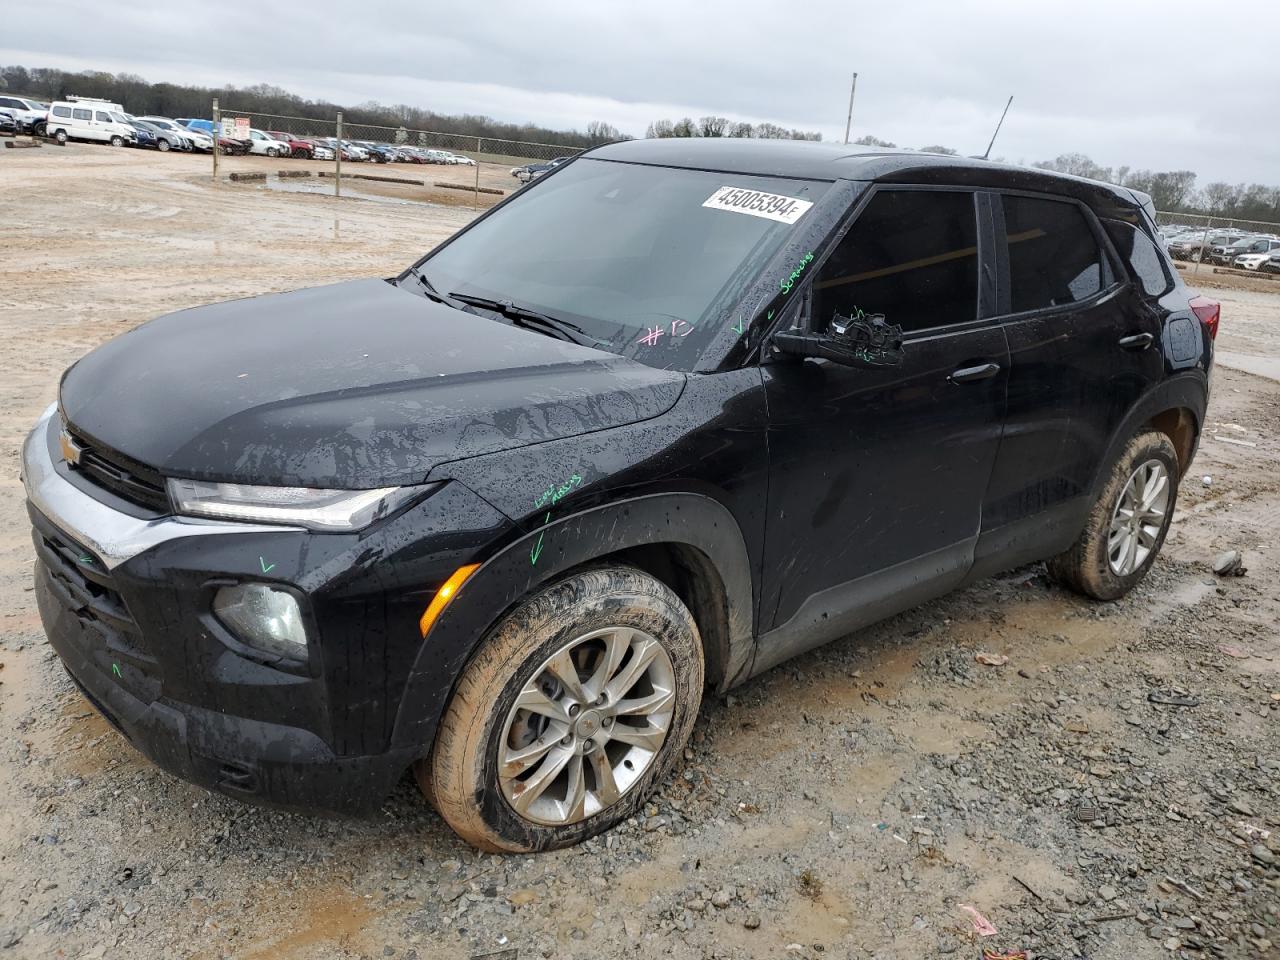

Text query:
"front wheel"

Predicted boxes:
[[110, 135, 124, 147], [1048, 430, 1180, 600], [53, 129, 67, 144], [157, 138, 171, 152], [424, 567, 704, 852]]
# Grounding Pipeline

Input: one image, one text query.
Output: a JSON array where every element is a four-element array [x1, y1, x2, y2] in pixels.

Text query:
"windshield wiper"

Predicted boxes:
[[447, 292, 607, 347], [412, 268, 458, 307]]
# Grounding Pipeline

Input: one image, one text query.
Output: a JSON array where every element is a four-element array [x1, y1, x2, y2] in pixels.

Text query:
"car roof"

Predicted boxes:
[[585, 138, 1146, 213]]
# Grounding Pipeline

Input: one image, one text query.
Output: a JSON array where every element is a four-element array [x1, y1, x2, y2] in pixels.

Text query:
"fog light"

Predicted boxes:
[[213, 584, 308, 660]]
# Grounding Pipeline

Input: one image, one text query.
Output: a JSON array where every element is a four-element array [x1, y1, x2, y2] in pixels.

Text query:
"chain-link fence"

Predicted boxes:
[[1154, 210, 1280, 276], [221, 109, 578, 166]]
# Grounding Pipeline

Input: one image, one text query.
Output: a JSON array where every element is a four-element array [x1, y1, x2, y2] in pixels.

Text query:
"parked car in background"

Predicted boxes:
[[319, 138, 368, 161], [1261, 251, 1280, 275], [126, 120, 159, 149], [447, 153, 477, 166], [244, 129, 291, 157], [266, 131, 315, 159], [0, 95, 48, 131], [305, 139, 335, 161], [177, 118, 249, 154], [136, 116, 206, 151], [1168, 231, 1245, 262], [511, 155, 572, 182], [1211, 236, 1277, 266], [45, 98, 136, 146], [129, 117, 191, 152], [0, 108, 17, 135], [1232, 239, 1280, 269]]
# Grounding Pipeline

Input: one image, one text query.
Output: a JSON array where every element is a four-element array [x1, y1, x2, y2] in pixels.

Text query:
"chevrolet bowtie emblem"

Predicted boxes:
[[58, 429, 83, 466]]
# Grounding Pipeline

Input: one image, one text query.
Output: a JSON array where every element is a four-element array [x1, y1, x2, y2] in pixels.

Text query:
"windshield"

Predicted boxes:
[[414, 158, 828, 371]]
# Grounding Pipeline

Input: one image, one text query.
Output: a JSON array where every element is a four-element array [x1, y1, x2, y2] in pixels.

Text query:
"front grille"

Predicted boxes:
[[64, 425, 170, 512], [31, 511, 161, 703]]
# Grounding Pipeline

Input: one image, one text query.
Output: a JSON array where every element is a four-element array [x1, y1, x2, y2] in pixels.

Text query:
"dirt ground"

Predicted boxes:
[[0, 145, 1277, 960]]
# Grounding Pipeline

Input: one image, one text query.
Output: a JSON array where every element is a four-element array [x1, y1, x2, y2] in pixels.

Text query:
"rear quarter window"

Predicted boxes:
[[1104, 220, 1172, 298], [52, 106, 71, 118], [1002, 195, 1107, 312]]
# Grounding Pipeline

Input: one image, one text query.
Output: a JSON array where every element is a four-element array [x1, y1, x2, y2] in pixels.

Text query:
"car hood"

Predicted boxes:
[[59, 279, 685, 488]]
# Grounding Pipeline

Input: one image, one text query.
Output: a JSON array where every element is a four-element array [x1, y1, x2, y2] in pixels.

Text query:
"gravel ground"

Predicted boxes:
[[0, 146, 1277, 960]]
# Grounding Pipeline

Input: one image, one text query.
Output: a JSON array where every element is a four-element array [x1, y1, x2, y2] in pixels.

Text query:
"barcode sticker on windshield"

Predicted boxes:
[[703, 186, 813, 224]]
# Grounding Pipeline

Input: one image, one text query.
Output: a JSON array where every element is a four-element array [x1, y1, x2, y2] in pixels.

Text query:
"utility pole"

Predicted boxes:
[[211, 98, 219, 181], [843, 72, 858, 145], [981, 96, 1013, 161], [334, 111, 342, 198]]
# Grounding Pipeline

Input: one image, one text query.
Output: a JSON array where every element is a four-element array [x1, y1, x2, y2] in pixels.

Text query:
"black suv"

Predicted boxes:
[[24, 139, 1218, 852]]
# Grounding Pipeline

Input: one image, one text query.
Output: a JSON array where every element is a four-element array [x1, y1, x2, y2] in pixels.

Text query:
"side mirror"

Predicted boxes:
[[773, 310, 905, 367]]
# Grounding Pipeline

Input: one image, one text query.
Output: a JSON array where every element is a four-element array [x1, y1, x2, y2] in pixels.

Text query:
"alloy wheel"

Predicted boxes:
[[1107, 459, 1170, 576], [497, 626, 676, 827]]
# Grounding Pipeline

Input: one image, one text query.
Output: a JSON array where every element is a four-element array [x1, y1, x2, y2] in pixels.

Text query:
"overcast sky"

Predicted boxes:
[[4, 1, 1278, 185]]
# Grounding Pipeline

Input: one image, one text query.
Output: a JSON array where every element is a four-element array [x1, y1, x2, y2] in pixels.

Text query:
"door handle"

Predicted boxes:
[[1118, 332, 1154, 351], [948, 362, 1001, 384]]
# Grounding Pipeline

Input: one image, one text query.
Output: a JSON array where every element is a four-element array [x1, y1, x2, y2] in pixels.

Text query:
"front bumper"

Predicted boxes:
[[22, 404, 513, 815]]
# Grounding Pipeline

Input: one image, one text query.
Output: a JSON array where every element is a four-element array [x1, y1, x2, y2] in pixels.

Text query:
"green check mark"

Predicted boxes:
[[732, 319, 746, 335], [111, 663, 122, 679], [259, 557, 276, 574], [530, 532, 545, 566]]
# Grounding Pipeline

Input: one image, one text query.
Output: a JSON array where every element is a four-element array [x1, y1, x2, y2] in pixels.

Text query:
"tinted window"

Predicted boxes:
[[0, 98, 15, 108], [52, 106, 72, 118], [811, 189, 978, 334], [1105, 220, 1170, 298], [1002, 196, 1105, 312]]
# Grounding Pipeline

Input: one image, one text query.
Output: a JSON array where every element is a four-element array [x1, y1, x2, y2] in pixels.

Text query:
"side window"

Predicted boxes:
[[95, 111, 111, 122], [811, 189, 979, 334], [72, 108, 92, 120], [0, 98, 14, 108], [1002, 195, 1105, 312], [52, 106, 72, 118], [1104, 220, 1171, 298]]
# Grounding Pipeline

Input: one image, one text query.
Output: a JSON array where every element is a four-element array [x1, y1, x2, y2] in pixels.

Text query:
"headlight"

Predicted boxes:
[[213, 584, 307, 660], [167, 478, 429, 531]]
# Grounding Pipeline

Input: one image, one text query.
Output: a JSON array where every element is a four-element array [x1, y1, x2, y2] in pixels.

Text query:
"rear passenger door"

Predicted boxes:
[[70, 107, 95, 140], [974, 192, 1164, 574]]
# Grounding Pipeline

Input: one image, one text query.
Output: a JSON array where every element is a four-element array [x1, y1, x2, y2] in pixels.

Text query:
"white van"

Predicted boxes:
[[45, 96, 137, 146]]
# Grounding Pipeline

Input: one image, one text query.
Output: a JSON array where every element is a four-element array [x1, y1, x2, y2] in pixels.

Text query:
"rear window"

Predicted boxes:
[[1002, 196, 1106, 312], [52, 105, 71, 118]]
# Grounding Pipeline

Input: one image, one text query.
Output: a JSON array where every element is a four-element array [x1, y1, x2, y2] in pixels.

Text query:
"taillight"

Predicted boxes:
[[1189, 295, 1220, 340]]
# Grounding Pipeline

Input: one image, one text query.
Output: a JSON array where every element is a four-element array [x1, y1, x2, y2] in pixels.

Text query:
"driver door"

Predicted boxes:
[[753, 187, 1009, 673]]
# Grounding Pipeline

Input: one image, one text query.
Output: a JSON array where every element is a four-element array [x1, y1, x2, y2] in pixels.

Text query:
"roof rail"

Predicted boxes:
[[67, 95, 119, 104]]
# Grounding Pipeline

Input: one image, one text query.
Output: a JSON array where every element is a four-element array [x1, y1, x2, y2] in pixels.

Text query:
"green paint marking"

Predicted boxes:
[[767, 309, 774, 321], [530, 532, 545, 566], [111, 663, 122, 679], [732, 318, 746, 336], [78, 555, 93, 565], [259, 557, 276, 574], [533, 473, 584, 510], [779, 251, 815, 295]]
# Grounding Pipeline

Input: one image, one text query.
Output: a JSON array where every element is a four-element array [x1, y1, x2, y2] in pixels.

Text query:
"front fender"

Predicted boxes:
[[389, 492, 754, 754]]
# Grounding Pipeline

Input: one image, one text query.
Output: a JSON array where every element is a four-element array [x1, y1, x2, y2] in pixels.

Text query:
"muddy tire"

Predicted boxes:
[[1048, 430, 1180, 601], [423, 566, 703, 853]]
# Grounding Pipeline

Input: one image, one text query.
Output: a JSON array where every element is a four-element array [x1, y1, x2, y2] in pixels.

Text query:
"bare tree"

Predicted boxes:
[[918, 144, 958, 155], [645, 119, 675, 139], [699, 116, 730, 137], [853, 134, 896, 148]]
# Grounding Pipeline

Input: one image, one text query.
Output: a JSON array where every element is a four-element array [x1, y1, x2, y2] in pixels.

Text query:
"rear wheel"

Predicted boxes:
[[424, 567, 703, 852], [1048, 430, 1179, 600]]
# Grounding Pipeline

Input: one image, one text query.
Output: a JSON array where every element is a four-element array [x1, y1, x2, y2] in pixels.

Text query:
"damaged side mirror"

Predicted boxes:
[[772, 309, 904, 368]]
